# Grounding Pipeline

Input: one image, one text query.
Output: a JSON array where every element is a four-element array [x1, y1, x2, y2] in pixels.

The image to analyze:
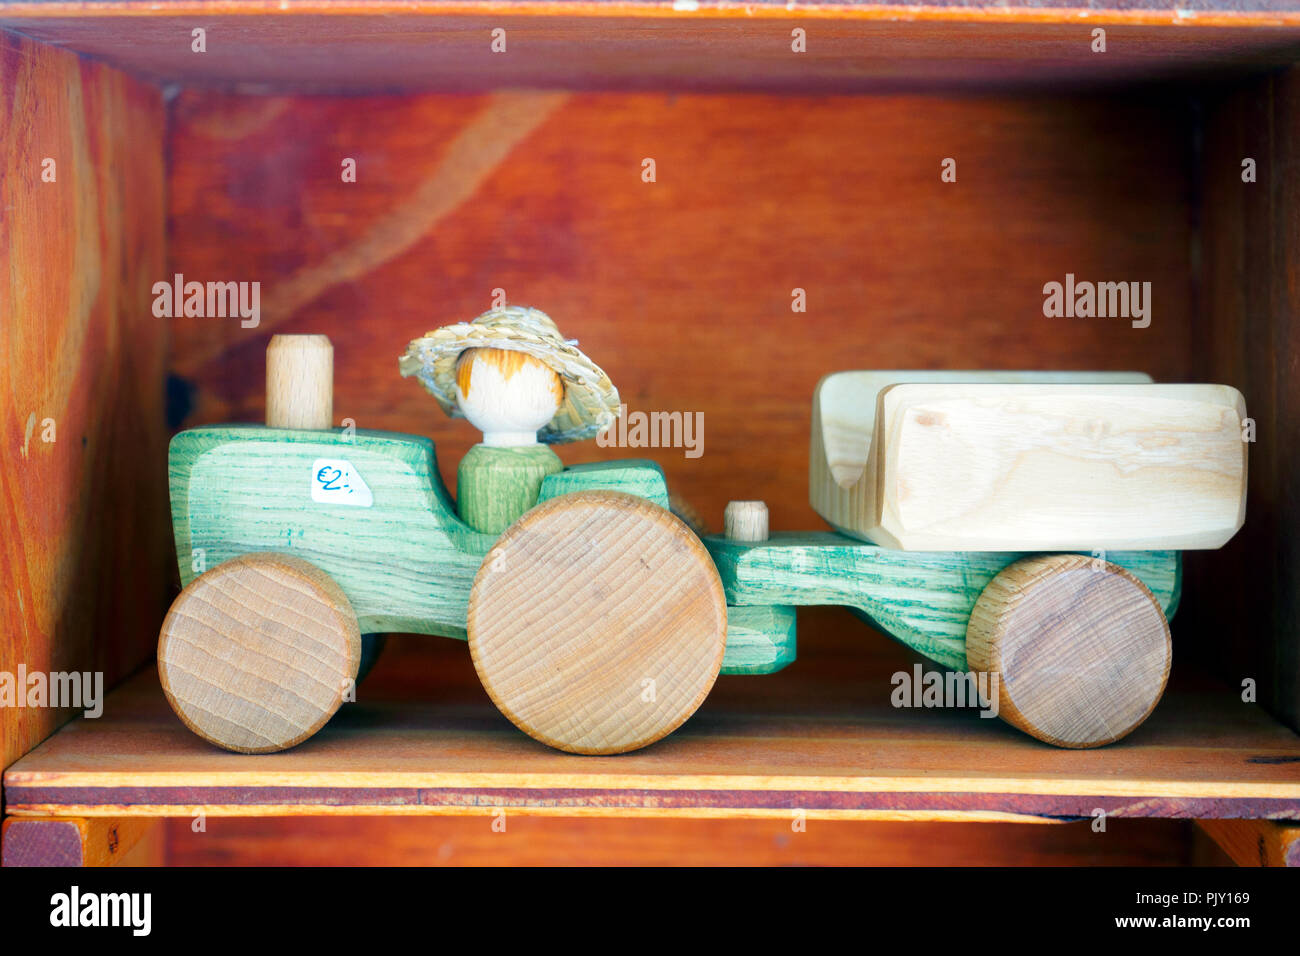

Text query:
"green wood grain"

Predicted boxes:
[[719, 605, 797, 674], [704, 532, 1181, 671], [169, 426, 785, 674], [539, 459, 670, 508], [171, 425, 492, 637], [456, 443, 563, 534]]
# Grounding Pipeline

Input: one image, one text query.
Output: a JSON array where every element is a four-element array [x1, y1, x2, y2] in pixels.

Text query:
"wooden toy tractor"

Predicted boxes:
[[158, 336, 1247, 754]]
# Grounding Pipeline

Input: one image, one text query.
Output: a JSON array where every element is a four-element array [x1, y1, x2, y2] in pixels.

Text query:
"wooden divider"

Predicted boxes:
[[0, 30, 169, 782], [1190, 65, 1300, 734]]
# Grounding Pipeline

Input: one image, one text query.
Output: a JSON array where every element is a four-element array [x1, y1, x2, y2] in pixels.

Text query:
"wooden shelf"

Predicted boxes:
[[6, 613, 1300, 822], [4, 1, 1300, 93]]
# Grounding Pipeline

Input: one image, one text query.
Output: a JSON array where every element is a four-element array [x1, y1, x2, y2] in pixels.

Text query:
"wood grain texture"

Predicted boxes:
[[813, 369, 1150, 485], [3, 9, 1300, 93], [468, 490, 727, 753], [167, 427, 772, 672], [1190, 66, 1300, 735], [724, 501, 769, 542], [540, 460, 670, 510], [160, 89, 1200, 544], [7, 0, 1300, 16], [5, 625, 1300, 820], [1, 816, 163, 867], [813, 374, 1248, 551], [456, 442, 563, 533], [169, 426, 494, 638], [967, 555, 1172, 748], [0, 31, 168, 775], [705, 532, 1179, 671], [11, 0, 1300, 16], [265, 333, 333, 429], [161, 815, 1202, 867], [719, 604, 796, 675], [1197, 818, 1300, 867], [157, 552, 362, 753]]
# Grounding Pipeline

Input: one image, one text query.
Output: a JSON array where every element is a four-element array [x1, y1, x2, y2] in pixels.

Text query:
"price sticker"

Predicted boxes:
[[310, 458, 373, 507]]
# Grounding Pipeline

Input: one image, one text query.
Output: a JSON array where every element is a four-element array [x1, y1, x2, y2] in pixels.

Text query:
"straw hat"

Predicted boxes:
[[399, 306, 620, 444]]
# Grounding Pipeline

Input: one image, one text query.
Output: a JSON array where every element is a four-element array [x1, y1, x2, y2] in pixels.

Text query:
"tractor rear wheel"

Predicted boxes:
[[967, 554, 1171, 748], [158, 553, 362, 753], [468, 490, 728, 755]]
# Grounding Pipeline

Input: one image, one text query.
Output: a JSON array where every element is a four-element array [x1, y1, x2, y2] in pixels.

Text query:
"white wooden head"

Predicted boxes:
[[454, 347, 564, 447]]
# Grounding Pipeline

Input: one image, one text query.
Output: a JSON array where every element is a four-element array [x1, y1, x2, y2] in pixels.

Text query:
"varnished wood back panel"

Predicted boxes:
[[167, 89, 1197, 535]]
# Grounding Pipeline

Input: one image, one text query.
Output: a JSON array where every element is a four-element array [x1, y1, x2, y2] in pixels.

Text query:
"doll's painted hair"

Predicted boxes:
[[456, 347, 563, 403]]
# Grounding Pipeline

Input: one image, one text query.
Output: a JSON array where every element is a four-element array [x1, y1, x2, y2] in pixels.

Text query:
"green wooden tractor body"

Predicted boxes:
[[169, 425, 798, 675]]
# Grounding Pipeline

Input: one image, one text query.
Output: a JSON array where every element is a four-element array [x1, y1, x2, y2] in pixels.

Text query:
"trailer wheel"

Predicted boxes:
[[158, 553, 362, 753], [967, 554, 1171, 748], [468, 490, 728, 755]]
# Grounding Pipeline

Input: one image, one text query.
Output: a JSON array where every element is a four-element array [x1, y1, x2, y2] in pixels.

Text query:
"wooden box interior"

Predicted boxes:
[[3, 4, 1299, 861]]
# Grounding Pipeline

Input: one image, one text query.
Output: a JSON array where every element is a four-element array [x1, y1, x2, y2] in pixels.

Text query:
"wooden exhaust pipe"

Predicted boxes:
[[724, 500, 769, 542], [267, 334, 333, 429]]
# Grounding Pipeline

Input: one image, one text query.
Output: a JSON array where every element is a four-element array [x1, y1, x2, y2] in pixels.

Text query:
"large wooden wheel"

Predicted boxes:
[[468, 490, 728, 755], [966, 554, 1171, 748], [158, 553, 362, 753]]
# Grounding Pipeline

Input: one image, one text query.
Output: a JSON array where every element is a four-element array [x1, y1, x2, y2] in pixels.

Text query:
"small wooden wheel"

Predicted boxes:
[[468, 490, 728, 755], [967, 554, 1171, 748], [158, 553, 361, 754]]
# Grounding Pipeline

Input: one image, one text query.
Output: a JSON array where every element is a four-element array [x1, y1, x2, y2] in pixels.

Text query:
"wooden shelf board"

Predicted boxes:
[[3, 4, 1300, 92], [4, 0, 1300, 23], [6, 618, 1300, 822]]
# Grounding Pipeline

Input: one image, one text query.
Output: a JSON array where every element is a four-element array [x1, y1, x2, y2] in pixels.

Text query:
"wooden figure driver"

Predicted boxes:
[[400, 306, 621, 534]]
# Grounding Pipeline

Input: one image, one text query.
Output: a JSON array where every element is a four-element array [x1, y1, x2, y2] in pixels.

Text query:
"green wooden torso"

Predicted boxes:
[[456, 443, 563, 534]]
